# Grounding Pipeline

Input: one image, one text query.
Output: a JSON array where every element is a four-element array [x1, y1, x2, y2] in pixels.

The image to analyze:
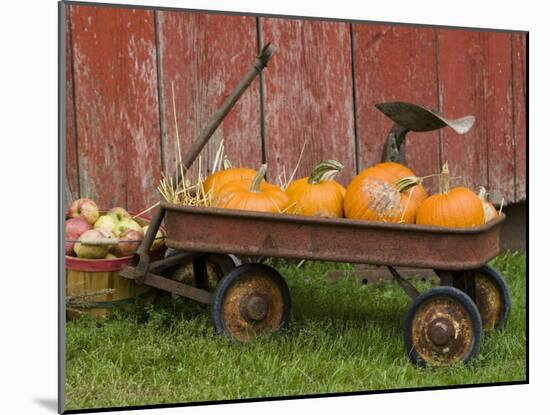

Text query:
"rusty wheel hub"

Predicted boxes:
[[427, 317, 455, 346], [240, 294, 269, 322], [411, 297, 475, 366], [222, 274, 285, 342]]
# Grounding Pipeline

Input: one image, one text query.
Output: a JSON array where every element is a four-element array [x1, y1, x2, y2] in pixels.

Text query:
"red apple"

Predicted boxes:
[[74, 229, 115, 259], [113, 228, 144, 257], [68, 198, 100, 225], [66, 217, 92, 237], [65, 231, 80, 256]]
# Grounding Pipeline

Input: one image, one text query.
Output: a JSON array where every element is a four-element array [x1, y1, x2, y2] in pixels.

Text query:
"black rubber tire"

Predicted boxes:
[[404, 286, 483, 367], [211, 263, 291, 341], [454, 265, 511, 331]]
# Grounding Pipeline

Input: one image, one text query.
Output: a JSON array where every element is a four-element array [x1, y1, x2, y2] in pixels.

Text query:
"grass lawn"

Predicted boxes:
[[65, 251, 526, 410]]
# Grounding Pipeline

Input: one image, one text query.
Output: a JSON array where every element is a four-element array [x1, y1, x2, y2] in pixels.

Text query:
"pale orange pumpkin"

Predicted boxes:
[[203, 158, 259, 197], [416, 163, 484, 228], [285, 160, 346, 218], [344, 162, 428, 223], [478, 186, 499, 223], [214, 164, 288, 213]]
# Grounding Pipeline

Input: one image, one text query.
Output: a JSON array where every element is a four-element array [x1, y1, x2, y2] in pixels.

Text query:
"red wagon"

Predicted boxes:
[[120, 44, 511, 367]]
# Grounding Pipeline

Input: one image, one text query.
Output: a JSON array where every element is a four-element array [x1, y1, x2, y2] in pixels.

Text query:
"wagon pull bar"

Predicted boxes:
[[377, 101, 475, 165], [127, 43, 277, 280]]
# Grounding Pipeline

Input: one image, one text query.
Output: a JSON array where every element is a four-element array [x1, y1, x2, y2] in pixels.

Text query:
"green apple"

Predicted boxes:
[[108, 207, 131, 222], [93, 214, 118, 234], [113, 217, 142, 237]]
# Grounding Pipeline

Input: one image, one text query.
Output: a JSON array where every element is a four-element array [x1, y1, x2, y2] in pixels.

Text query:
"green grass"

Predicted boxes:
[[65, 252, 526, 410]]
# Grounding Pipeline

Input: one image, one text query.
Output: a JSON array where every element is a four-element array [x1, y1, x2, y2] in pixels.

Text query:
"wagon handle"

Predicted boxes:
[[127, 43, 277, 282], [178, 42, 276, 175]]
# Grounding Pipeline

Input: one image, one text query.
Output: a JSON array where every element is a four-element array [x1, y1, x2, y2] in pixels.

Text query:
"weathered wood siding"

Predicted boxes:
[[65, 4, 527, 211]]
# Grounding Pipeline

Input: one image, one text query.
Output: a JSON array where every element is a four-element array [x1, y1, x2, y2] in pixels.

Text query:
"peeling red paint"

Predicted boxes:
[[65, 5, 527, 207], [70, 5, 162, 212], [156, 11, 262, 181], [260, 18, 356, 185]]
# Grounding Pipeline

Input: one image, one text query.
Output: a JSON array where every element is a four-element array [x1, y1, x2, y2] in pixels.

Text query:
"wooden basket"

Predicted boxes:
[[65, 214, 165, 320]]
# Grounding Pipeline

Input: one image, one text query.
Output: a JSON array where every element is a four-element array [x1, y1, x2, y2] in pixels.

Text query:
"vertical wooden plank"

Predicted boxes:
[[65, 7, 79, 200], [353, 24, 439, 192], [513, 33, 527, 202], [438, 30, 515, 204], [260, 18, 356, 185], [438, 30, 486, 196], [484, 32, 515, 205], [71, 5, 161, 211], [156, 11, 262, 180]]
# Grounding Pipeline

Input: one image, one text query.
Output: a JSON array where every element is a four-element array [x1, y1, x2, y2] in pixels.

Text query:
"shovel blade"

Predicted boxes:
[[375, 102, 475, 135]]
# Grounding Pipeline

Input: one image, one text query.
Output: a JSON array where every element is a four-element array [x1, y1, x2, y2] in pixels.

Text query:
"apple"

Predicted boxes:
[[113, 228, 144, 257], [113, 217, 142, 236], [67, 198, 100, 225], [108, 206, 131, 222], [74, 229, 115, 259], [65, 231, 80, 256], [142, 225, 166, 251], [66, 217, 92, 237], [94, 214, 118, 234]]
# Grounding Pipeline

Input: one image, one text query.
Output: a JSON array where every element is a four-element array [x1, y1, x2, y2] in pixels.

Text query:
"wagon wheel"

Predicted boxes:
[[211, 263, 291, 342], [453, 265, 511, 331], [196, 254, 241, 291], [404, 286, 482, 367], [164, 252, 239, 292]]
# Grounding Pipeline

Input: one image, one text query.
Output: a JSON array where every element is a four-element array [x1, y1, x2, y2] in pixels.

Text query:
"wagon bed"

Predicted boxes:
[[162, 202, 505, 271]]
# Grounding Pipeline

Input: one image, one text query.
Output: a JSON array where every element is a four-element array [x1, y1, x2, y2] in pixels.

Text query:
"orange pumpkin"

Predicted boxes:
[[214, 164, 288, 213], [203, 159, 259, 197], [285, 160, 346, 218], [344, 162, 428, 223], [416, 163, 484, 228], [478, 186, 499, 223]]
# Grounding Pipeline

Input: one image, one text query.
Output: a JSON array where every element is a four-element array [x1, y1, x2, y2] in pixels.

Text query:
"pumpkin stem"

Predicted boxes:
[[307, 160, 344, 184], [222, 156, 233, 170], [440, 162, 450, 194], [250, 164, 268, 193], [394, 176, 421, 193]]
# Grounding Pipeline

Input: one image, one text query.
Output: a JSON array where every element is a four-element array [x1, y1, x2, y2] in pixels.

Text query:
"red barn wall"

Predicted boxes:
[[65, 5, 527, 212]]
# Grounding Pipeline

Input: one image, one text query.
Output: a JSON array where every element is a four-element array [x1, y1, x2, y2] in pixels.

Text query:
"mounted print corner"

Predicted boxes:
[[60, 0, 527, 412]]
